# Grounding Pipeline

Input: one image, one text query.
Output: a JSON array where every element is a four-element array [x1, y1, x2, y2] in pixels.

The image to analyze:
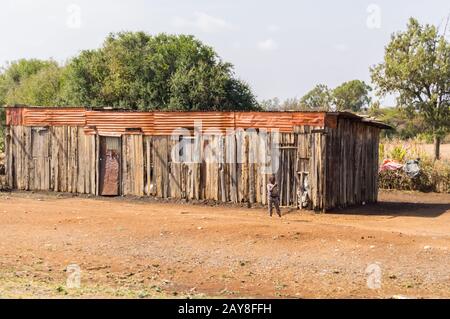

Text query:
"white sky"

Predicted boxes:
[[0, 0, 449, 105]]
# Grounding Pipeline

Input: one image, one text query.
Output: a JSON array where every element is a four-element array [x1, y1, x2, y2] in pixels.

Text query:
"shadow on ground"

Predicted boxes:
[[330, 201, 450, 218]]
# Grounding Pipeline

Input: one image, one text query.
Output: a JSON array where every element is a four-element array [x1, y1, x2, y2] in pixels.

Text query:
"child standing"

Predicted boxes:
[[267, 176, 281, 217]]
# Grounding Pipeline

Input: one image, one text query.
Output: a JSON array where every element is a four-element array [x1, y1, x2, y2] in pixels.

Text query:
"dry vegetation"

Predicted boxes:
[[379, 140, 450, 193]]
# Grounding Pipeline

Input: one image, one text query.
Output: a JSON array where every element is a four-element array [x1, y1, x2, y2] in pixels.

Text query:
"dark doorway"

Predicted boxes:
[[99, 136, 121, 196]]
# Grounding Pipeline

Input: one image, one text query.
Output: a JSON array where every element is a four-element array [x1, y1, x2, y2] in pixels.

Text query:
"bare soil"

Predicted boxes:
[[0, 190, 449, 299]]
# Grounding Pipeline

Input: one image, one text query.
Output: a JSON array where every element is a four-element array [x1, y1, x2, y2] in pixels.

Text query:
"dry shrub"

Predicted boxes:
[[379, 139, 450, 193], [431, 160, 450, 193]]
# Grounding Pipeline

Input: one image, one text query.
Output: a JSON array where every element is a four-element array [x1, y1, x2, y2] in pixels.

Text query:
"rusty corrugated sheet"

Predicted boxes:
[[22, 107, 86, 126], [5, 107, 24, 125], [324, 113, 338, 129], [153, 111, 235, 135], [85, 111, 154, 136], [235, 112, 294, 132], [5, 106, 346, 135], [291, 112, 326, 127]]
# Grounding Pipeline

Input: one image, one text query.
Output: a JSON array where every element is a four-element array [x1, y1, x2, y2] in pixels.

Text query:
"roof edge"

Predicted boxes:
[[2, 105, 393, 129]]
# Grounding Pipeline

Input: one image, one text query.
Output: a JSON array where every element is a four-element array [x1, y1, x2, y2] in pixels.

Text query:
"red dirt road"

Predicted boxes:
[[0, 190, 449, 298]]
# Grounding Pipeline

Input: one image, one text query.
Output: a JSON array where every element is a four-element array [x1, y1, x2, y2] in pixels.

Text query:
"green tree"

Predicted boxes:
[[5, 64, 65, 106], [332, 80, 372, 112], [62, 32, 258, 110], [259, 97, 281, 110], [299, 84, 333, 110], [0, 59, 63, 153], [259, 97, 304, 111], [168, 61, 256, 110], [371, 18, 450, 160], [368, 105, 427, 139], [0, 59, 58, 105], [279, 97, 303, 111]]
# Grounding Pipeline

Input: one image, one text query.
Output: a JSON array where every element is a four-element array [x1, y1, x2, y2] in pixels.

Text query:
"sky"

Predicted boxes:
[[0, 0, 449, 105]]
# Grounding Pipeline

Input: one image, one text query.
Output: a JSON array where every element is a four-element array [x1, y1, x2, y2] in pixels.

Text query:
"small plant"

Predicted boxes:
[[389, 145, 407, 162], [138, 290, 150, 298], [56, 285, 68, 295]]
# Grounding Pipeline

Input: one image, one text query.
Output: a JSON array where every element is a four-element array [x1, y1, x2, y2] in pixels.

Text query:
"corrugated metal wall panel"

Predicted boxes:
[[5, 107, 337, 135], [22, 108, 86, 126], [153, 112, 235, 135], [234, 112, 294, 132], [5, 107, 24, 125], [291, 112, 326, 127], [85, 111, 154, 135]]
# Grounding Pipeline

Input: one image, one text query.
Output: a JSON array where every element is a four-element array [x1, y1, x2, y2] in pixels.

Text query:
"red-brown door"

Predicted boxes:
[[99, 136, 121, 196]]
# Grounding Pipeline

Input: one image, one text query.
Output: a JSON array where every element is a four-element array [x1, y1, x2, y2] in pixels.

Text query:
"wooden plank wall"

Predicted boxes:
[[293, 126, 326, 211], [5, 123, 380, 211], [122, 134, 144, 196], [324, 118, 380, 209], [7, 126, 96, 194], [144, 128, 323, 208]]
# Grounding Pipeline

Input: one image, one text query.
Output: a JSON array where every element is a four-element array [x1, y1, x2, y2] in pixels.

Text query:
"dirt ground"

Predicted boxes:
[[0, 190, 449, 299]]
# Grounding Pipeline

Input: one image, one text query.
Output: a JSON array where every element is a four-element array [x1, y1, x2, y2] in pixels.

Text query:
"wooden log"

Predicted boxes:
[[169, 137, 182, 198], [219, 136, 227, 202], [248, 131, 256, 204], [145, 136, 152, 195], [5, 126, 13, 188], [241, 132, 249, 203]]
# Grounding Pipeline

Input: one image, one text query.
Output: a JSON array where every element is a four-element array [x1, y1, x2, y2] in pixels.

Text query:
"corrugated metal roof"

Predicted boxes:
[[5, 107, 23, 126], [3, 106, 391, 134], [85, 111, 155, 135], [235, 112, 300, 132], [153, 111, 235, 135], [23, 107, 86, 126]]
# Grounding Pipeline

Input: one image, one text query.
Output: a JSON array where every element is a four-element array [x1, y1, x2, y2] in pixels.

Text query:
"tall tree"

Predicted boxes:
[[299, 84, 333, 111], [333, 80, 372, 112], [0, 59, 59, 105], [259, 97, 280, 110], [371, 18, 450, 160], [4, 64, 64, 106], [62, 32, 258, 110]]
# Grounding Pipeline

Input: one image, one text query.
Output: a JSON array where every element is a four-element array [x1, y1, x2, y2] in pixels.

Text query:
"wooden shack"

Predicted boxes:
[[2, 106, 390, 211]]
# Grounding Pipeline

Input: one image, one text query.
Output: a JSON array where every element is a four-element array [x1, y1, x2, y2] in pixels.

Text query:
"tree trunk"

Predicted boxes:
[[434, 135, 441, 161]]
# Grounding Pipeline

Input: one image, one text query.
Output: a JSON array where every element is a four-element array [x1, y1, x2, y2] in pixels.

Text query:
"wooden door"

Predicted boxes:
[[31, 127, 50, 190], [99, 136, 121, 196]]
